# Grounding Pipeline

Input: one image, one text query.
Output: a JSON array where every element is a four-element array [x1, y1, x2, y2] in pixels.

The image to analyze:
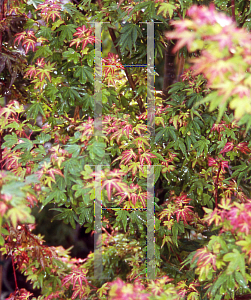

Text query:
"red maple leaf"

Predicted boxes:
[[102, 178, 128, 201], [24, 65, 37, 80], [14, 31, 27, 45], [139, 150, 156, 165], [107, 169, 126, 178], [119, 149, 137, 166], [236, 142, 251, 154], [75, 117, 94, 137], [227, 205, 251, 235], [36, 58, 46, 68], [219, 142, 234, 154], [174, 205, 193, 225], [192, 247, 217, 270], [122, 124, 133, 139], [22, 38, 37, 53], [44, 10, 62, 22], [62, 270, 89, 300], [102, 52, 125, 78], [46, 168, 64, 180], [208, 157, 217, 167], [104, 121, 119, 135], [70, 25, 96, 51], [220, 160, 229, 171], [174, 193, 191, 206]]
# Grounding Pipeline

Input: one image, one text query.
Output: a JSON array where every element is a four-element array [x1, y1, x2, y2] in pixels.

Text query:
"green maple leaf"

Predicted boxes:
[[34, 45, 53, 59], [34, 133, 51, 144], [157, 2, 177, 19], [87, 141, 106, 159], [13, 138, 34, 152], [82, 93, 94, 110], [2, 132, 18, 148], [45, 83, 59, 101], [51, 19, 65, 31], [26, 102, 45, 119], [27, 0, 43, 9], [118, 23, 143, 53], [62, 158, 83, 184], [74, 65, 94, 84], [36, 26, 53, 40], [62, 48, 81, 64], [42, 189, 67, 208], [86, 49, 95, 67], [56, 24, 77, 41], [115, 210, 130, 232], [7, 206, 35, 228], [60, 86, 81, 105], [64, 144, 81, 157], [52, 208, 79, 229]]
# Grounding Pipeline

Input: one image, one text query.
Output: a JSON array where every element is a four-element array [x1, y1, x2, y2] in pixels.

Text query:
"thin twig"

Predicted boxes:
[[11, 256, 18, 291]]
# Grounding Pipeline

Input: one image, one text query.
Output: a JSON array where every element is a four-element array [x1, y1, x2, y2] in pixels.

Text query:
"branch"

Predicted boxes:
[[97, 0, 145, 113], [0, 0, 4, 53], [231, 0, 235, 22], [214, 162, 222, 209]]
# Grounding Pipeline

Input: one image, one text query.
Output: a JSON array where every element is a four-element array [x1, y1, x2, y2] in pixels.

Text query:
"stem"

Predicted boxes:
[[177, 10, 183, 20], [0, 133, 3, 171], [231, 0, 235, 22], [11, 255, 18, 291], [214, 162, 222, 209], [0, 253, 2, 299]]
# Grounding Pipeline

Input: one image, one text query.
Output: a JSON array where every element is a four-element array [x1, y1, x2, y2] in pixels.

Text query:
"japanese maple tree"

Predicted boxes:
[[1, 0, 251, 300]]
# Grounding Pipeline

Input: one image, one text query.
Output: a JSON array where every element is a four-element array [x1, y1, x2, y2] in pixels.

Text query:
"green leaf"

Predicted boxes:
[[118, 23, 142, 53], [172, 221, 179, 246], [26, 102, 45, 119], [34, 133, 51, 144], [26, 0, 43, 9], [87, 141, 106, 159], [62, 158, 82, 183], [234, 271, 248, 289], [157, 2, 176, 19], [115, 210, 130, 232], [13, 138, 34, 152], [36, 26, 53, 40], [7, 206, 34, 228], [178, 138, 187, 158], [154, 165, 162, 184], [74, 65, 94, 84], [51, 19, 65, 31], [76, 206, 93, 225], [0, 235, 4, 246], [82, 93, 94, 110], [34, 46, 53, 60], [64, 144, 81, 157], [223, 249, 246, 276], [51, 208, 78, 229], [60, 86, 81, 105], [2, 132, 18, 149], [86, 49, 95, 67], [56, 24, 77, 41], [45, 83, 59, 101], [210, 272, 228, 296], [62, 48, 81, 64]]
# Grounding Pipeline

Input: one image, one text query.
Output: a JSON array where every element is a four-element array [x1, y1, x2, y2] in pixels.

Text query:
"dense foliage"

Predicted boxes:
[[1, 0, 251, 299]]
